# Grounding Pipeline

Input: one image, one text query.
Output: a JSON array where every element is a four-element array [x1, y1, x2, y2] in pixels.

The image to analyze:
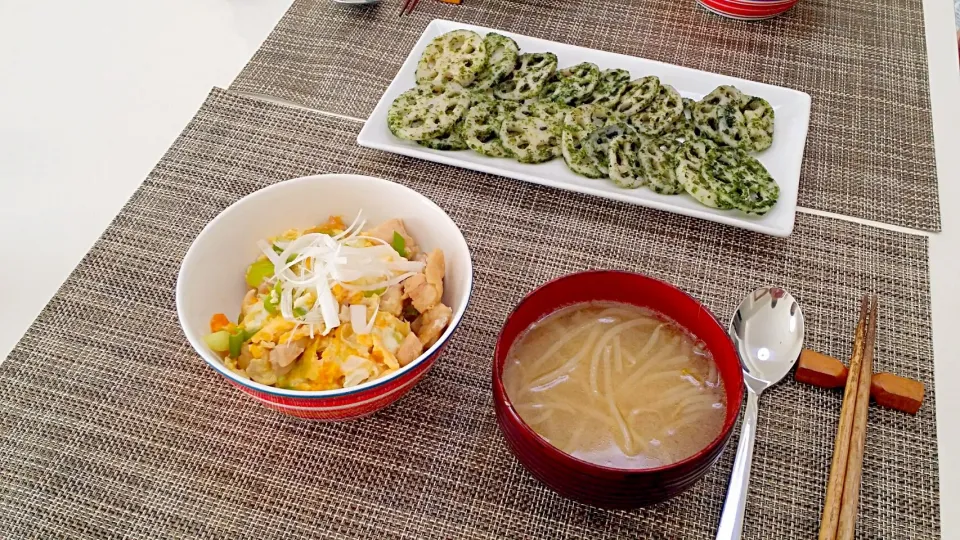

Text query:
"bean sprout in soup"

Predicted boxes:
[[502, 302, 726, 469]]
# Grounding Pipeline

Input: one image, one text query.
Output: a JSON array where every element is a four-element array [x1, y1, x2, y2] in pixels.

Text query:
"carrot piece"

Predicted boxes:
[[306, 215, 347, 235], [210, 313, 231, 332]]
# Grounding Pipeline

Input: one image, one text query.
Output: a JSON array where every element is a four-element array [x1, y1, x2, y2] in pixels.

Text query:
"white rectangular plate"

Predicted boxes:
[[357, 19, 811, 237]]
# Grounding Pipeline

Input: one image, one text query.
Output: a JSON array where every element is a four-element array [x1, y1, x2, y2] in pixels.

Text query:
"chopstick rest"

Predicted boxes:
[[795, 349, 924, 414]]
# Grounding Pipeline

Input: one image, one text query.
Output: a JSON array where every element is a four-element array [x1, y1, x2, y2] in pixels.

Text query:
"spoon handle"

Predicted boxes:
[[716, 388, 760, 540]]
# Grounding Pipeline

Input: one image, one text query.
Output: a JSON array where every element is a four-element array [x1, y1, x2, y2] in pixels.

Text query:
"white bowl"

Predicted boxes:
[[176, 174, 473, 417]]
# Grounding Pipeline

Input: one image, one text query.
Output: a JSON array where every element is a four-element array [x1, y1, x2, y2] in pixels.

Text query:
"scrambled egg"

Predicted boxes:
[[209, 215, 453, 391], [234, 309, 412, 390]]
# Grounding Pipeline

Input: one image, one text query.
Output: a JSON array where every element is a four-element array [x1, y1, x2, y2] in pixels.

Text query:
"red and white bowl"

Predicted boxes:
[[176, 174, 473, 420], [493, 271, 744, 508], [698, 0, 798, 20]]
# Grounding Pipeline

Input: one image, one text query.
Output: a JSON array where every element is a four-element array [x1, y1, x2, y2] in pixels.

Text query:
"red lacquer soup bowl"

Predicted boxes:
[[492, 271, 743, 508], [176, 174, 473, 420]]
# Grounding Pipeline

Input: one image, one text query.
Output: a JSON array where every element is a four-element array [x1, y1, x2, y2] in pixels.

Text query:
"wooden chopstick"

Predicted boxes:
[[818, 295, 870, 540], [399, 0, 421, 16], [400, 0, 459, 15], [837, 294, 878, 540]]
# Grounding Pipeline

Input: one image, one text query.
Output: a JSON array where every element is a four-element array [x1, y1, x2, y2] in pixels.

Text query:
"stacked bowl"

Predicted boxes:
[[697, 0, 798, 20]]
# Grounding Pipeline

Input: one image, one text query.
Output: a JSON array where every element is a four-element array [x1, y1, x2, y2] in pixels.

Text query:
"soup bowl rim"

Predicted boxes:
[[492, 269, 744, 476]]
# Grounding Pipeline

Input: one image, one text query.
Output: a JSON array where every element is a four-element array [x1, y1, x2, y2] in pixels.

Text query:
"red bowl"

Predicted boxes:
[[724, 0, 797, 6], [722, 0, 795, 9], [492, 271, 744, 508], [721, 0, 797, 6], [227, 341, 452, 419], [698, 0, 797, 18]]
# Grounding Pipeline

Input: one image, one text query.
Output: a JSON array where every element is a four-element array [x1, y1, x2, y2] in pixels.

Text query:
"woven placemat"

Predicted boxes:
[[0, 89, 939, 539], [230, 0, 941, 232]]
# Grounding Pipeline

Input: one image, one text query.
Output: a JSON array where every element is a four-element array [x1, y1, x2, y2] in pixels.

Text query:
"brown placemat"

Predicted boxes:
[[0, 89, 939, 539], [230, 0, 941, 232]]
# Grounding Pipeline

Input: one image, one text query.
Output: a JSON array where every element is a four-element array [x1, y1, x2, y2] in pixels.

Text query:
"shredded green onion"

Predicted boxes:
[[245, 259, 274, 288], [263, 282, 281, 315], [228, 330, 245, 358], [364, 287, 387, 297], [391, 231, 407, 258]]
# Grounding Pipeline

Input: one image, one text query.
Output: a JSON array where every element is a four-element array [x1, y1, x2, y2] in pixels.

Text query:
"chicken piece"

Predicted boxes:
[[396, 332, 424, 367], [237, 344, 253, 370], [379, 285, 404, 317], [412, 303, 453, 348], [403, 273, 426, 294], [403, 272, 442, 313], [411, 284, 441, 313], [257, 281, 271, 295], [269, 338, 309, 375], [424, 249, 445, 294], [246, 357, 279, 386], [367, 218, 419, 258]]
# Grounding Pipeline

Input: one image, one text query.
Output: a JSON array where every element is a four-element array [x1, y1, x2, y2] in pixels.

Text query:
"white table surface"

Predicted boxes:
[[1, 0, 958, 534]]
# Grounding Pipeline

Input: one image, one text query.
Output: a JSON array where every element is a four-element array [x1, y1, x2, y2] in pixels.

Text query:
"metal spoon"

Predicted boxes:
[[716, 286, 805, 540]]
